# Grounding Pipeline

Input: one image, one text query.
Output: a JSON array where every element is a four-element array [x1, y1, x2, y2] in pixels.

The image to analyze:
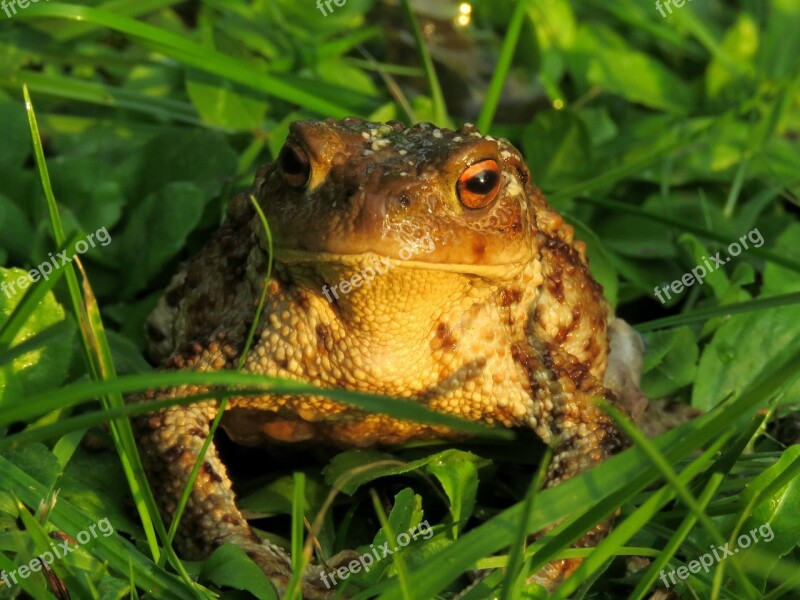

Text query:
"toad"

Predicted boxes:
[[136, 118, 645, 597]]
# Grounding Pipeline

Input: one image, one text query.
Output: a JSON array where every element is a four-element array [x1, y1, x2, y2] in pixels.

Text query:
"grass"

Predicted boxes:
[[0, 0, 799, 599]]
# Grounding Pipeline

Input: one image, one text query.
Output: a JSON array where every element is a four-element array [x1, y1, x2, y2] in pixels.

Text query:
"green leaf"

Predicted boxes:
[[0, 193, 34, 261], [45, 157, 127, 235], [105, 330, 153, 375], [523, 109, 592, 190], [1, 443, 60, 492], [0, 268, 75, 403], [186, 70, 269, 131], [0, 454, 198, 600], [526, 0, 576, 51], [426, 454, 478, 539], [677, 233, 730, 301], [131, 130, 237, 200], [0, 99, 29, 171], [758, 0, 800, 79], [240, 471, 330, 517], [18, 3, 369, 117], [569, 25, 694, 113], [705, 13, 758, 102], [738, 446, 800, 591], [200, 543, 278, 599], [692, 302, 800, 412], [61, 448, 144, 537], [641, 326, 698, 398], [315, 58, 379, 97], [120, 182, 208, 296], [323, 449, 485, 496], [354, 488, 425, 587], [692, 224, 800, 410]]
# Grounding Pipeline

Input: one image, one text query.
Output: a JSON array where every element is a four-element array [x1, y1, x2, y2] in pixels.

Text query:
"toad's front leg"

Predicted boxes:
[[133, 395, 296, 591], [534, 317, 646, 589], [133, 387, 346, 599], [528, 385, 627, 590]]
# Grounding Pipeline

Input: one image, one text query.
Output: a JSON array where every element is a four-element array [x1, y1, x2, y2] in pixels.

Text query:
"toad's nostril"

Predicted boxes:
[[398, 194, 411, 208]]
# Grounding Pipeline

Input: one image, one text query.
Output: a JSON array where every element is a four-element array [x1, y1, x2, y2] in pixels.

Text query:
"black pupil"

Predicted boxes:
[[280, 145, 308, 176], [466, 170, 499, 194]]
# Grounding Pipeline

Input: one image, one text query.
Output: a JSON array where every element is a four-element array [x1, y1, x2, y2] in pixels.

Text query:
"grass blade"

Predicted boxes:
[[398, 0, 449, 127], [635, 292, 800, 332], [23, 86, 201, 593], [0, 370, 512, 439], [477, 0, 528, 132], [19, 3, 372, 117], [0, 456, 202, 600]]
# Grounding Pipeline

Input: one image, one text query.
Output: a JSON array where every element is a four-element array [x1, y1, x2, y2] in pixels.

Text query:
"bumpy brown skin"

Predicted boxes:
[[136, 118, 639, 597]]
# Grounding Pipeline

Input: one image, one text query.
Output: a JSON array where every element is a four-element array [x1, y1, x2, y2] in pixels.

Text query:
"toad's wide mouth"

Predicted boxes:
[[271, 248, 529, 278]]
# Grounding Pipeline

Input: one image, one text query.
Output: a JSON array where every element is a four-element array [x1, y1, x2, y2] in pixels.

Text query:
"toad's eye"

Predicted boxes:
[[278, 142, 311, 188], [457, 159, 501, 209]]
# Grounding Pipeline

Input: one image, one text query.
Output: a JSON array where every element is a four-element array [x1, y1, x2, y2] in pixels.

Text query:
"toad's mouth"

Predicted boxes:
[[270, 248, 529, 278]]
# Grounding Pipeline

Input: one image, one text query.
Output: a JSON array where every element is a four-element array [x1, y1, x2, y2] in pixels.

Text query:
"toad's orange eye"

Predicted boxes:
[[278, 142, 311, 188], [457, 159, 501, 209]]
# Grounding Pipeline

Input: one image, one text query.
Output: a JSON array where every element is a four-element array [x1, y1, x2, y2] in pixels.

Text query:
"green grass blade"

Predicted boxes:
[[16, 71, 203, 126], [0, 391, 233, 452], [370, 489, 412, 600], [548, 122, 714, 202], [542, 434, 730, 599], [23, 86, 201, 593], [580, 0, 705, 59], [629, 414, 767, 600], [500, 446, 551, 600], [48, 0, 184, 41], [602, 403, 759, 598], [635, 292, 800, 332], [284, 472, 308, 600], [19, 3, 369, 117], [0, 456, 204, 600], [398, 0, 449, 127], [477, 0, 528, 132], [1, 371, 511, 438], [0, 321, 74, 367]]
